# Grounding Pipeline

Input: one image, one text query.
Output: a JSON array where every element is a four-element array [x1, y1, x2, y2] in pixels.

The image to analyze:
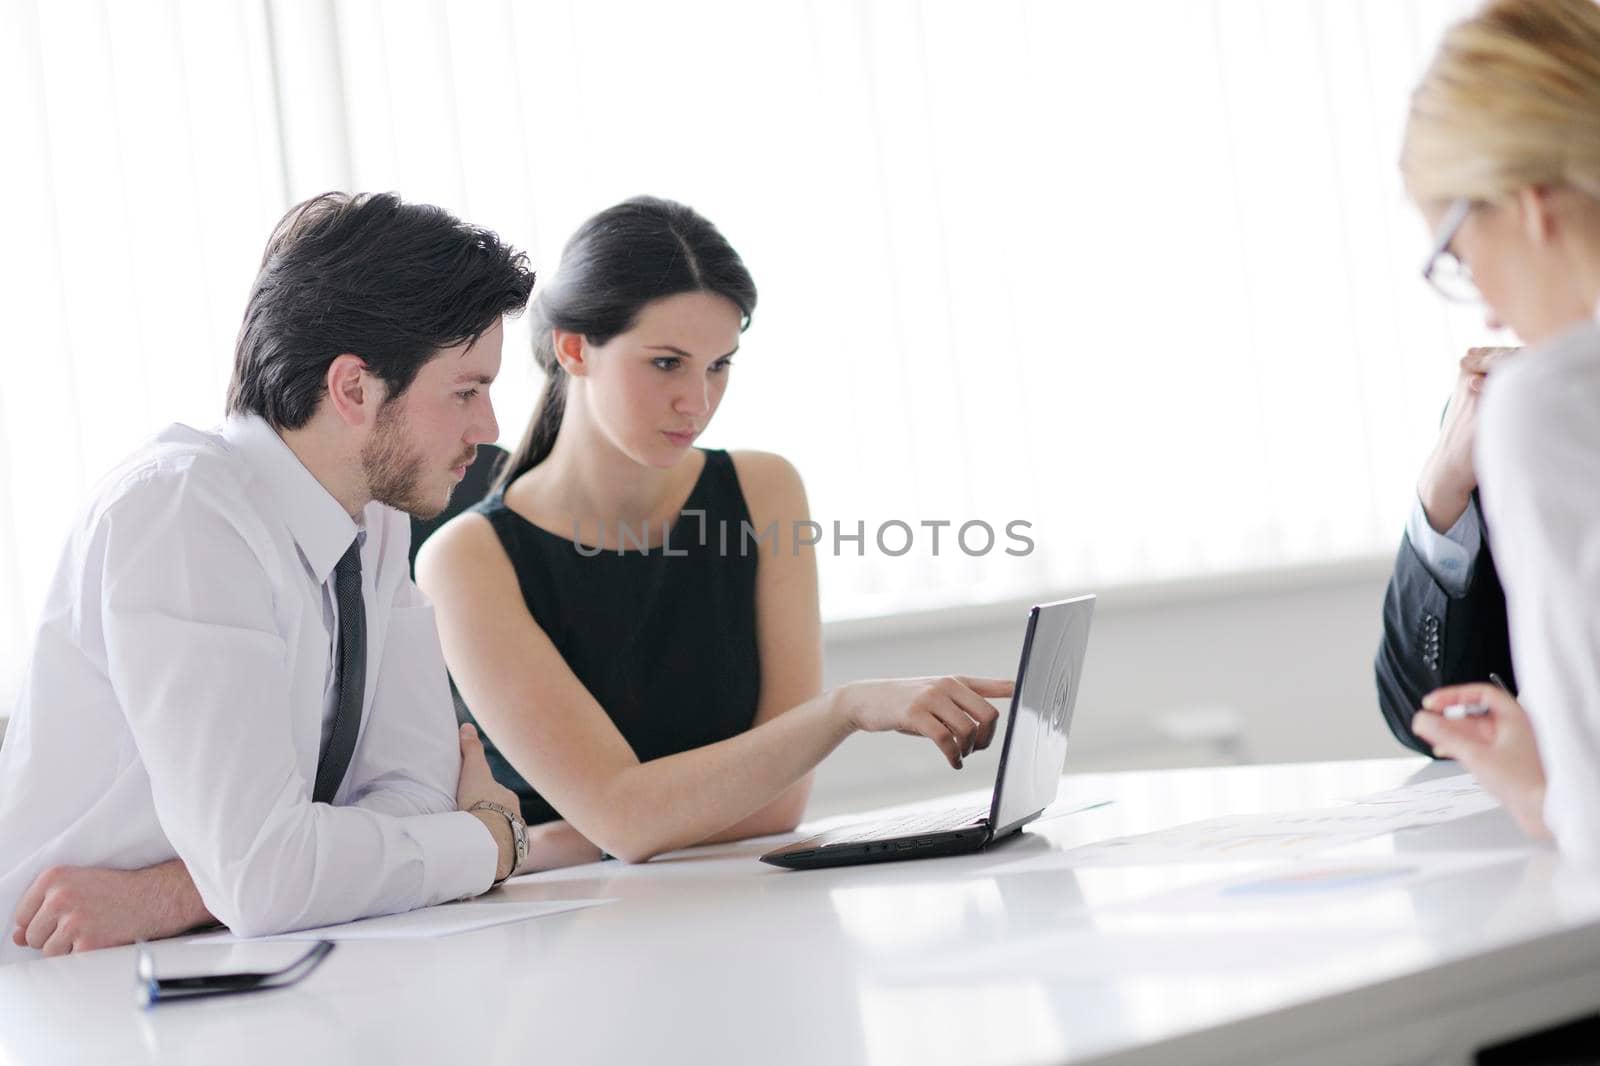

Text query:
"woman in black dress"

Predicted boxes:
[[418, 197, 1009, 869]]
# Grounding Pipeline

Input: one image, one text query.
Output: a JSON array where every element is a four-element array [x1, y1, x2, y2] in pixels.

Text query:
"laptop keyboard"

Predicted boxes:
[[819, 804, 990, 846]]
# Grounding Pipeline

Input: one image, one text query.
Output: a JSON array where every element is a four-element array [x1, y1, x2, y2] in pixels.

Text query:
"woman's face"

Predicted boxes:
[[573, 291, 744, 468], [1424, 189, 1594, 347]]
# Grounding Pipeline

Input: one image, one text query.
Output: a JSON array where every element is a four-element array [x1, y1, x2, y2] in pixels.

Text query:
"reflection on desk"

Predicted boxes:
[[1, 758, 1597, 1066]]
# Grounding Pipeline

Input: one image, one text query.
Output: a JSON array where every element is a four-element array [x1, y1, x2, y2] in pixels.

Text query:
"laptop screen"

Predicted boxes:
[[988, 595, 1094, 836]]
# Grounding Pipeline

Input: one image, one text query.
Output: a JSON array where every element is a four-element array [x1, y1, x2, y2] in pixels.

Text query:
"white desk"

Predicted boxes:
[[3, 758, 1598, 1066]]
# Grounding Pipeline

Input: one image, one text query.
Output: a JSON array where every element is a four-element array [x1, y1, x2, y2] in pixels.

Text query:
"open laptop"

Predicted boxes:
[[761, 594, 1095, 870]]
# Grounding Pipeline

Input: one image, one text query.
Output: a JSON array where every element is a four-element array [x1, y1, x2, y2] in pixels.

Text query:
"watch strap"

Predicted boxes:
[[469, 800, 528, 882]]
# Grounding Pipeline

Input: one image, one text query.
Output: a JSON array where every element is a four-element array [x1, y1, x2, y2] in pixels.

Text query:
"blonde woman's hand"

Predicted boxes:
[[1413, 683, 1549, 839]]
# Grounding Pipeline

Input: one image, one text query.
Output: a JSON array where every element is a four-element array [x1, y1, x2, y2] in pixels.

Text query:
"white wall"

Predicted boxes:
[[806, 555, 1408, 817]]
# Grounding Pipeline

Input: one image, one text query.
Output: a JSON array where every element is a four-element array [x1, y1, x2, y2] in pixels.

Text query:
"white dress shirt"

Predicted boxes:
[[1476, 317, 1600, 867], [0, 414, 494, 961], [1406, 493, 1482, 597]]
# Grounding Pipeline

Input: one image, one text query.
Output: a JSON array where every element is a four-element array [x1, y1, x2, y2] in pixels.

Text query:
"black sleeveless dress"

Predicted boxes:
[[466, 449, 762, 826]]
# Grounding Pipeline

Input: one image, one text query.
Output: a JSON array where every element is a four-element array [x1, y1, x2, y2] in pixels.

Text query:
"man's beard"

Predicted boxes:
[[362, 400, 454, 519]]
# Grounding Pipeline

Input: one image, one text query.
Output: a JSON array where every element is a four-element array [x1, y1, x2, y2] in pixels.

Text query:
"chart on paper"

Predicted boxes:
[[992, 772, 1504, 870]]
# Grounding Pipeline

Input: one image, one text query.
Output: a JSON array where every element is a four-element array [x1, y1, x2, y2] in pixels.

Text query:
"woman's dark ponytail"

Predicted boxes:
[[503, 292, 568, 477]]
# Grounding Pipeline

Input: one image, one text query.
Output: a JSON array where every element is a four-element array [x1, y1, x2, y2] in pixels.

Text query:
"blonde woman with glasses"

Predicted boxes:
[[1403, 0, 1600, 866]]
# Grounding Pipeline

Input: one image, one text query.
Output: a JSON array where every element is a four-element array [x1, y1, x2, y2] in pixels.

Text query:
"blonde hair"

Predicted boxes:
[[1403, 0, 1600, 205]]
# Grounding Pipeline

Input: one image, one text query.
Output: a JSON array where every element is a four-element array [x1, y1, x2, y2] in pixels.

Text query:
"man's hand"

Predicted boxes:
[[1417, 346, 1519, 532], [456, 723, 522, 882], [12, 860, 212, 957], [1413, 684, 1549, 840]]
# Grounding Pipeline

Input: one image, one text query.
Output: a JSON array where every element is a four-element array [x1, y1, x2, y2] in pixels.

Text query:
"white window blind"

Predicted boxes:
[[0, 0, 287, 703], [1, 0, 1501, 704]]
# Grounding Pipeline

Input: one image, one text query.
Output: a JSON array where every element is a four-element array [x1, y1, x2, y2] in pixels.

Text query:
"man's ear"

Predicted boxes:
[[551, 329, 590, 378], [325, 353, 378, 427]]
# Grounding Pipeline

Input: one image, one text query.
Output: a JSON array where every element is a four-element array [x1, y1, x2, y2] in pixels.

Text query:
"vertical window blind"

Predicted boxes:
[[1, 0, 1499, 704]]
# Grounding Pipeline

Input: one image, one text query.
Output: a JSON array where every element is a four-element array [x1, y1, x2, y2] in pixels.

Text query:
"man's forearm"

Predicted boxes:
[[1418, 470, 1473, 534], [139, 858, 217, 935]]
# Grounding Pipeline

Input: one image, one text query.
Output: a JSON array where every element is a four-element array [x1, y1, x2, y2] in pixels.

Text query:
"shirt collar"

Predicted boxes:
[[222, 413, 362, 586]]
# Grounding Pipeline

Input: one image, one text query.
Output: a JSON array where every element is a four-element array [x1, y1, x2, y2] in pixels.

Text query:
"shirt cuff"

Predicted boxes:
[[1406, 493, 1481, 597], [409, 810, 498, 903]]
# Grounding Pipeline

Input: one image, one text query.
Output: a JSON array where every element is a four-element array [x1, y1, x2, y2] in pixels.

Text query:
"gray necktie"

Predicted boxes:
[[313, 540, 366, 804]]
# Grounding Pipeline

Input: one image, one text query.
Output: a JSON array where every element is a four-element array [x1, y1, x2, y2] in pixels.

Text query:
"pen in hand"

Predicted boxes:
[[1441, 673, 1512, 720]]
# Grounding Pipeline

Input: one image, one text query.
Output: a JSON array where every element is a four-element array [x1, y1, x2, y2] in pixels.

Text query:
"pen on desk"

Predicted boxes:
[[1442, 674, 1512, 720]]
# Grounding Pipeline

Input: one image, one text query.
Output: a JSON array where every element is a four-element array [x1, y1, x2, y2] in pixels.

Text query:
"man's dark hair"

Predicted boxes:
[[228, 191, 536, 429]]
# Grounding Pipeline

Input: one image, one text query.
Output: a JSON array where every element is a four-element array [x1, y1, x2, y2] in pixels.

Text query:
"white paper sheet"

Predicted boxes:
[[190, 897, 611, 943], [1343, 773, 1499, 816], [989, 777, 1503, 872]]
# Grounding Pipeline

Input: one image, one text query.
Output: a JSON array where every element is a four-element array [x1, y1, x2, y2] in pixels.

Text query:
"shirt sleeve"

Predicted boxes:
[[96, 474, 494, 938], [1404, 493, 1482, 598], [1477, 349, 1600, 868]]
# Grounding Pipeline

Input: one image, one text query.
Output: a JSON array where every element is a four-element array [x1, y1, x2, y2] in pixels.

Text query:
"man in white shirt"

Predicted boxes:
[[0, 192, 536, 961]]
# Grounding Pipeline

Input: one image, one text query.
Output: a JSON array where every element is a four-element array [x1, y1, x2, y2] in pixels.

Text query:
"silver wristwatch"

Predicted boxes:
[[469, 800, 528, 883]]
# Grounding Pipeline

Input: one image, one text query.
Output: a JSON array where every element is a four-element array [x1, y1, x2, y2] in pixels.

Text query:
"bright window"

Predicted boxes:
[[1, 0, 1498, 703]]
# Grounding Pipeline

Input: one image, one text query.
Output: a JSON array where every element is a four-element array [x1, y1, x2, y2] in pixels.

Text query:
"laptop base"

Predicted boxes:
[[761, 824, 992, 870]]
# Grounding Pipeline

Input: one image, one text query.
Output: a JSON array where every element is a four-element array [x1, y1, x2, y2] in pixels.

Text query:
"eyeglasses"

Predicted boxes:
[[1421, 198, 1481, 303], [135, 939, 335, 1008]]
